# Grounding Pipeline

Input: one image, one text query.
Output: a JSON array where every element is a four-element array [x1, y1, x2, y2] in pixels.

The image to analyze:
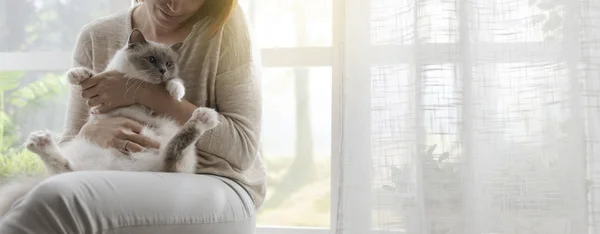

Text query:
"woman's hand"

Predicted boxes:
[[78, 117, 160, 153], [78, 70, 142, 114]]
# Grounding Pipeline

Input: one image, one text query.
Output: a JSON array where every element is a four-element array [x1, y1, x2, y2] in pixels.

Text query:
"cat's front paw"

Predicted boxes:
[[25, 131, 55, 154], [191, 107, 220, 130], [166, 79, 185, 101], [67, 67, 95, 85]]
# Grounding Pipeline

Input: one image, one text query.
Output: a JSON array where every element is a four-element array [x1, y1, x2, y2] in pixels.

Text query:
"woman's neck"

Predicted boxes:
[[132, 5, 194, 44]]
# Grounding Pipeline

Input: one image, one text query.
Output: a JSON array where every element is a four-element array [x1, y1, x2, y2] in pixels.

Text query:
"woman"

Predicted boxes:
[[0, 0, 265, 233]]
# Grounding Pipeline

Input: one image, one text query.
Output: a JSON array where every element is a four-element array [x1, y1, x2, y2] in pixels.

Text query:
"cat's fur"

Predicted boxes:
[[0, 29, 219, 216]]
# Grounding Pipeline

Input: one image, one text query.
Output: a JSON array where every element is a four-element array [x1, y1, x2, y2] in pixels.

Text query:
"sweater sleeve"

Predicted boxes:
[[59, 26, 94, 145], [195, 7, 262, 171]]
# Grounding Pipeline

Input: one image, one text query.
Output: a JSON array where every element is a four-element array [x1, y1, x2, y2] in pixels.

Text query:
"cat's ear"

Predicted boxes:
[[127, 28, 147, 47], [170, 42, 183, 52]]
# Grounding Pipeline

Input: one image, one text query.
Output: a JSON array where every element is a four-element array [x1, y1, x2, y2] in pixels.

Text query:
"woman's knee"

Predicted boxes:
[[26, 173, 255, 217], [28, 172, 91, 203], [3, 172, 256, 234], [197, 176, 256, 218], [19, 172, 97, 220], [2, 172, 96, 234]]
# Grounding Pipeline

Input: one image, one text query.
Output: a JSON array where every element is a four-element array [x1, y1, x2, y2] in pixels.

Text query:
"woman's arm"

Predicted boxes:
[[136, 83, 197, 125], [138, 61, 262, 171], [59, 26, 95, 145]]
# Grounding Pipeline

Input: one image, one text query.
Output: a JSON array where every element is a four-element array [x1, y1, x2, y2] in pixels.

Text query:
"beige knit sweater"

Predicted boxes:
[[59, 4, 266, 208]]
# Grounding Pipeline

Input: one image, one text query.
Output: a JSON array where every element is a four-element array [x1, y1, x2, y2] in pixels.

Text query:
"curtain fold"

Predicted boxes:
[[334, 0, 600, 233]]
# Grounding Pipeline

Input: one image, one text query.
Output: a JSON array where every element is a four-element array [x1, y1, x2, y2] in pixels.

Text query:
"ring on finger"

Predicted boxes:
[[86, 96, 100, 107], [123, 141, 130, 151]]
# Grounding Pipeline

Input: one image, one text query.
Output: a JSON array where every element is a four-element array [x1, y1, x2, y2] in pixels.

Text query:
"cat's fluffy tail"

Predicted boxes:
[[0, 175, 47, 217]]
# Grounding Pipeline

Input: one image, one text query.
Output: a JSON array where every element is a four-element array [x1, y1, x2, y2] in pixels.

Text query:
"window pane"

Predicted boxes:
[[371, 0, 555, 45], [0, 0, 126, 52], [371, 0, 459, 45], [0, 70, 68, 176], [257, 67, 332, 227], [238, 0, 332, 48], [473, 0, 553, 43]]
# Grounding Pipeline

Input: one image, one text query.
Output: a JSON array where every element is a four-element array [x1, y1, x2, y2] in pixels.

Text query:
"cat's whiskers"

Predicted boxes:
[[123, 71, 164, 101], [124, 76, 143, 97], [123, 75, 148, 102]]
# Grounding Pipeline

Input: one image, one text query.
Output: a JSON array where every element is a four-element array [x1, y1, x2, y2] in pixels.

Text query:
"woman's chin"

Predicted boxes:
[[154, 9, 185, 27]]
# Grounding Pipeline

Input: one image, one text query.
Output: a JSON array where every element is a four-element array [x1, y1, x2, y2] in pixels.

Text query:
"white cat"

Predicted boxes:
[[0, 29, 219, 216]]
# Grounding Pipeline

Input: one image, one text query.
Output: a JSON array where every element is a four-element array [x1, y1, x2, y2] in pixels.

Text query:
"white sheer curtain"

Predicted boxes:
[[334, 0, 600, 233]]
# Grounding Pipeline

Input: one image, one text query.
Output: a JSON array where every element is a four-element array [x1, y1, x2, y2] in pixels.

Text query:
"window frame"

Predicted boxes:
[[0, 42, 563, 71]]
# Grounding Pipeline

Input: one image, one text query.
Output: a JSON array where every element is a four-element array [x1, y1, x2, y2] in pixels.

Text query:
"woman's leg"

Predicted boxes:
[[0, 170, 256, 234]]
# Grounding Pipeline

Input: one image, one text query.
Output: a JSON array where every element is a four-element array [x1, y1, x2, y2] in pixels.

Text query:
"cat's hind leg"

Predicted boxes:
[[25, 131, 72, 174], [162, 107, 219, 172]]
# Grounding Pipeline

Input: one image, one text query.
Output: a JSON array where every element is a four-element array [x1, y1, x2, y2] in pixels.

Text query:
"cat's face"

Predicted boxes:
[[124, 29, 182, 84]]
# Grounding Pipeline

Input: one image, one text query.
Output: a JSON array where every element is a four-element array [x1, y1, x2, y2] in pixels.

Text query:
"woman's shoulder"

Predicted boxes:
[[76, 8, 132, 43], [212, 5, 258, 70], [72, 8, 133, 68], [220, 5, 252, 44]]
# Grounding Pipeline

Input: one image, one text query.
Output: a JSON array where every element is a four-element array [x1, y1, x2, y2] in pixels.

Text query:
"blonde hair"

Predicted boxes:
[[134, 0, 237, 35]]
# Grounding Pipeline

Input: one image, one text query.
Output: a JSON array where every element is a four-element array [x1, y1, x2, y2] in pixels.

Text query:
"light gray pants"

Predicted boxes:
[[0, 171, 256, 234]]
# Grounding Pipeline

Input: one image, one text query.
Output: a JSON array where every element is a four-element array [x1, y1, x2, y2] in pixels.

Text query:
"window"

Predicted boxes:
[[237, 0, 333, 230], [2, 0, 583, 233], [0, 0, 333, 233]]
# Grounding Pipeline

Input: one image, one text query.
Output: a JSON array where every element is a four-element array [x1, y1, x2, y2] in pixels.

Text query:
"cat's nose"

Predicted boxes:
[[159, 68, 166, 74]]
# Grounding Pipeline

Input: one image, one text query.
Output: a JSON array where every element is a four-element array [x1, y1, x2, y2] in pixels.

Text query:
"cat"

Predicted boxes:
[[0, 28, 220, 216]]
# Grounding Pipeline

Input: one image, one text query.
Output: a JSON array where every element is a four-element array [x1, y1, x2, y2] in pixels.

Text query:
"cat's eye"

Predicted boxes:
[[166, 61, 173, 67], [147, 56, 156, 64]]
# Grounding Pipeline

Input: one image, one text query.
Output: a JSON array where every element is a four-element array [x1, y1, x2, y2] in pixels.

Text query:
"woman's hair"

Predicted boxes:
[[199, 0, 237, 35], [134, 0, 237, 35]]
